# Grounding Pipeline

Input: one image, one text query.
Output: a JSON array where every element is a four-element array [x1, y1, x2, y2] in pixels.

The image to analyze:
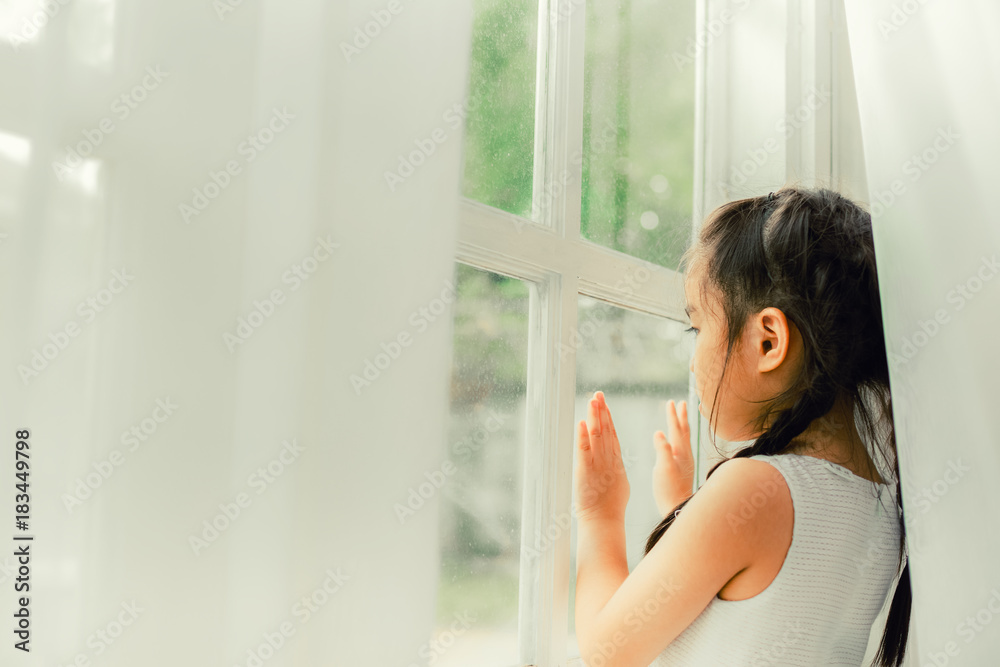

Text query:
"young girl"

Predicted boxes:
[[573, 187, 909, 666]]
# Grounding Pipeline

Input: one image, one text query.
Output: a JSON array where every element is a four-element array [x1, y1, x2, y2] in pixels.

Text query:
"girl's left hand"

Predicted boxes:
[[574, 391, 630, 523]]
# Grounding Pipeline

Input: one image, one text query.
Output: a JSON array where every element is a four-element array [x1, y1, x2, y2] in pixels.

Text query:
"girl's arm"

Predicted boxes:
[[574, 394, 791, 667], [575, 517, 629, 647]]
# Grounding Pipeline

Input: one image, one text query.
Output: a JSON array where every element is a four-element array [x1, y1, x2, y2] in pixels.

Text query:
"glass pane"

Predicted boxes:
[[581, 0, 698, 269], [568, 295, 694, 657], [461, 0, 539, 218], [435, 262, 530, 666]]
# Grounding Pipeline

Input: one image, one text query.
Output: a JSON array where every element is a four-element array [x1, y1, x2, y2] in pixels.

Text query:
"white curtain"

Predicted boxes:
[[0, 1, 470, 664], [843, 1, 1000, 664]]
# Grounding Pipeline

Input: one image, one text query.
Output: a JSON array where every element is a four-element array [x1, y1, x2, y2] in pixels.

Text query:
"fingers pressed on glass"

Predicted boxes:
[[600, 395, 620, 458], [667, 401, 681, 439], [587, 397, 604, 460]]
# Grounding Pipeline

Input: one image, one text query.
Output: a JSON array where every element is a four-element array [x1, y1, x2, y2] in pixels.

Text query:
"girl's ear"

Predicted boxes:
[[752, 307, 792, 372]]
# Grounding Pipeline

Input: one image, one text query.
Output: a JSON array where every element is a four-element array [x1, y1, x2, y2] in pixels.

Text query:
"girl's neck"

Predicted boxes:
[[785, 397, 886, 485]]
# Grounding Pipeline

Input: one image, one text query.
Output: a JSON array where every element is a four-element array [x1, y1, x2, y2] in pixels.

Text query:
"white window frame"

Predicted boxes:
[[452, 0, 844, 664], [455, 1, 699, 664]]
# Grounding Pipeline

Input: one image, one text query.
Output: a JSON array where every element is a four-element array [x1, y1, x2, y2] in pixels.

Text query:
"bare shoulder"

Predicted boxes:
[[685, 456, 793, 550], [702, 455, 790, 496]]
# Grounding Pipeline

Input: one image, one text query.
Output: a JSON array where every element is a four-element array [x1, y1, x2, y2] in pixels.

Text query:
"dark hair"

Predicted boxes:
[[643, 187, 910, 666]]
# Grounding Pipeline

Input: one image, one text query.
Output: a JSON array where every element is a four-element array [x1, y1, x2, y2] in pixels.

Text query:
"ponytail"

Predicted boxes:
[[874, 464, 911, 666]]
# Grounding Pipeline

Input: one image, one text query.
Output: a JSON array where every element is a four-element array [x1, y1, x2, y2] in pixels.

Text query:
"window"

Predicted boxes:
[[446, 0, 701, 664], [579, 0, 697, 269], [460, 0, 539, 219], [435, 263, 530, 667], [567, 299, 694, 656]]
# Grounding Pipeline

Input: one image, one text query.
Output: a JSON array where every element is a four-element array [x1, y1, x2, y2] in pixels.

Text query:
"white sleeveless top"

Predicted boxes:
[[650, 453, 902, 667]]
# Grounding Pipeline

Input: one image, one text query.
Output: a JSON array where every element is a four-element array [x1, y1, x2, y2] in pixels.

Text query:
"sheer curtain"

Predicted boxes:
[[0, 1, 470, 664], [843, 1, 1000, 663]]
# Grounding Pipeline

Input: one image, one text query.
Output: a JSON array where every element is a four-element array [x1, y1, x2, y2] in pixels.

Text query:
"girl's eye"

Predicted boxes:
[[685, 326, 699, 336]]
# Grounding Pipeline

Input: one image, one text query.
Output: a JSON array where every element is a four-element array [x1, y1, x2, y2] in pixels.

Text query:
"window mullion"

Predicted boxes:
[[456, 202, 688, 322], [523, 0, 589, 663], [574, 239, 687, 322], [517, 269, 563, 666], [456, 199, 568, 281], [515, 269, 580, 667], [531, 1, 585, 238]]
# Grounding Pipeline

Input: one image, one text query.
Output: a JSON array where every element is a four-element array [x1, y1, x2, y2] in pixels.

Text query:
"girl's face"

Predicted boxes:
[[684, 261, 768, 442]]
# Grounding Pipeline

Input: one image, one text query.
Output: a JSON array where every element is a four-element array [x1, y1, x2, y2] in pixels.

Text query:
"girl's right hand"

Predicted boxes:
[[652, 399, 694, 517]]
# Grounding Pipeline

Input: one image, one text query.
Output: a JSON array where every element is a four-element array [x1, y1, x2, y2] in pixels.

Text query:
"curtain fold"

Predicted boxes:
[[0, 1, 471, 664], [843, 1, 1000, 663]]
